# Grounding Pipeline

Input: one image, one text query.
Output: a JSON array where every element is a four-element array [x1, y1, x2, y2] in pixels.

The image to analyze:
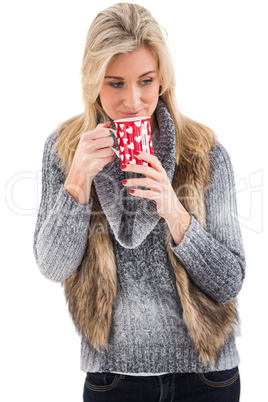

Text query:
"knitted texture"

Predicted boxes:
[[33, 102, 246, 374]]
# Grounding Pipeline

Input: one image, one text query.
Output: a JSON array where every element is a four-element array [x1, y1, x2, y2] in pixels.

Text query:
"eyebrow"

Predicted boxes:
[[104, 70, 156, 80]]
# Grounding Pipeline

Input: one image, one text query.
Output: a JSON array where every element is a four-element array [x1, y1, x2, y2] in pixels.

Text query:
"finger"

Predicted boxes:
[[122, 178, 162, 191], [92, 127, 113, 140], [87, 136, 114, 152], [95, 121, 112, 137], [129, 188, 159, 200], [82, 121, 111, 138], [133, 151, 164, 172], [88, 147, 115, 158], [98, 120, 111, 128], [83, 125, 112, 143], [121, 163, 159, 180]]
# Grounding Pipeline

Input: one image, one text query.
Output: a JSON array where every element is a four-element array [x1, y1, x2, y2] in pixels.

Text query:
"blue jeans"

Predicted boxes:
[[83, 366, 240, 401]]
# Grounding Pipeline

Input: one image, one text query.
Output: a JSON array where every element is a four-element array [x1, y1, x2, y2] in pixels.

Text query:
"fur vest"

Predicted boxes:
[[61, 102, 238, 366]]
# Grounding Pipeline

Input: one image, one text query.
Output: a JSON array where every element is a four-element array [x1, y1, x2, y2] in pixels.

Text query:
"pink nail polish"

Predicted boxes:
[[121, 165, 127, 169], [130, 189, 135, 194], [133, 150, 139, 156], [122, 180, 127, 185]]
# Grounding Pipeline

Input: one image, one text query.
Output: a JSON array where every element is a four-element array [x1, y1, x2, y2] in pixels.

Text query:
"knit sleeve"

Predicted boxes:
[[33, 132, 93, 282], [169, 143, 246, 304]]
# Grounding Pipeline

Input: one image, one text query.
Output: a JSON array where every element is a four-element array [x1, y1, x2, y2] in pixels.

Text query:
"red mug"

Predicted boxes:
[[111, 116, 153, 168]]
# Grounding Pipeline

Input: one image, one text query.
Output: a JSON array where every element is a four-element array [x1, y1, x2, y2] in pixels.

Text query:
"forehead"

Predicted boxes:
[[106, 47, 158, 75]]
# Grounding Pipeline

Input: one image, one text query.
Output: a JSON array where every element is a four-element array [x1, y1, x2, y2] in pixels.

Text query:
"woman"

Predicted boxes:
[[33, 3, 246, 401]]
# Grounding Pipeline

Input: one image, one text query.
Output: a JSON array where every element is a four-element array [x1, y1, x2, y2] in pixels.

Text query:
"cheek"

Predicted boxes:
[[145, 86, 160, 108], [100, 90, 119, 110], [146, 83, 160, 100]]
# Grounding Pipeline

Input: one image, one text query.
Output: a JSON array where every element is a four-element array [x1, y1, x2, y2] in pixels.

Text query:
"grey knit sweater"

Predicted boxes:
[[33, 100, 246, 374]]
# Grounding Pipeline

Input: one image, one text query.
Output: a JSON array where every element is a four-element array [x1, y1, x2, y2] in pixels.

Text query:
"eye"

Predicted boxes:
[[140, 78, 153, 86], [109, 81, 124, 89]]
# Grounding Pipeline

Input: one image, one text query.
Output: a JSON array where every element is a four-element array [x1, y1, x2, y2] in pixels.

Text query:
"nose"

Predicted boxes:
[[123, 86, 141, 110]]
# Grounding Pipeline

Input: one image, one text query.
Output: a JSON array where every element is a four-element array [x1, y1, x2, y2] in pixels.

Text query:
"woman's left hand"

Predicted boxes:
[[121, 150, 188, 223], [121, 150, 191, 244]]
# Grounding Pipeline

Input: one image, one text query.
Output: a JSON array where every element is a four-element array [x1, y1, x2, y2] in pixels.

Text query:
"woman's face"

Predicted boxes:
[[99, 47, 161, 122]]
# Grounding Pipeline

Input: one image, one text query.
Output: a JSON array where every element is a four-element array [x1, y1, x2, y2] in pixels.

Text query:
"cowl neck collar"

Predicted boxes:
[[93, 98, 176, 248]]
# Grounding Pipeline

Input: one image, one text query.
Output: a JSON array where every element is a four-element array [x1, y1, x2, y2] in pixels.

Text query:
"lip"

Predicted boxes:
[[118, 109, 145, 118]]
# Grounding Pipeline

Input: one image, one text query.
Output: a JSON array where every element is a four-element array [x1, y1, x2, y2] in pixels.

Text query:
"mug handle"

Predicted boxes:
[[109, 129, 119, 158]]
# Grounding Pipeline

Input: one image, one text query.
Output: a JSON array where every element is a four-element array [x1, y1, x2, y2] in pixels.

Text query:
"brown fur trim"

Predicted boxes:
[[62, 147, 238, 365], [63, 183, 117, 351], [166, 234, 238, 364]]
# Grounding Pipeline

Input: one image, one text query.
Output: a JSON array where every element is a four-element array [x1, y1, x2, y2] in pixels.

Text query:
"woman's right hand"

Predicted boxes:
[[64, 121, 115, 204]]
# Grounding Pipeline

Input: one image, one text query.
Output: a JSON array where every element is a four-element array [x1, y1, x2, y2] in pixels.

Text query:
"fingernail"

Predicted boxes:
[[121, 164, 127, 169], [130, 189, 135, 194], [122, 180, 127, 185], [133, 150, 139, 155]]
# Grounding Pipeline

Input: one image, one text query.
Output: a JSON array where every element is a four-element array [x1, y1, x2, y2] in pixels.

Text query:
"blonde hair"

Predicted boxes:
[[53, 2, 216, 175]]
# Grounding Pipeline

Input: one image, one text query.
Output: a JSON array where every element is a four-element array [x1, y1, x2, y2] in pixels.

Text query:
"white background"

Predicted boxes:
[[1, 0, 267, 400]]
